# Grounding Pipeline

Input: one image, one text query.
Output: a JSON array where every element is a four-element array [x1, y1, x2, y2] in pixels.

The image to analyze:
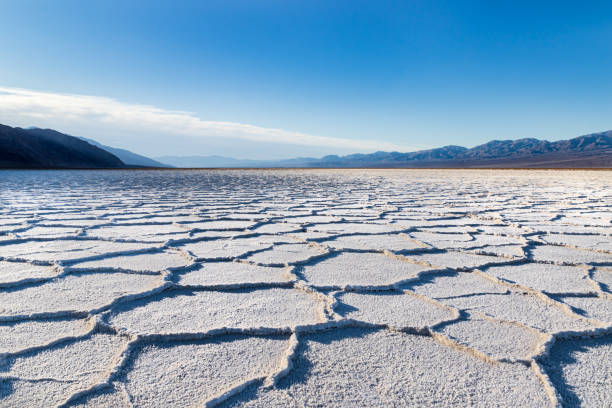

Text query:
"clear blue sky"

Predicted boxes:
[[1, 0, 611, 159]]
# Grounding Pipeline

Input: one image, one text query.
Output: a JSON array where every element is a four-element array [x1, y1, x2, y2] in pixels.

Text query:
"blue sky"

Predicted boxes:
[[1, 1, 611, 159]]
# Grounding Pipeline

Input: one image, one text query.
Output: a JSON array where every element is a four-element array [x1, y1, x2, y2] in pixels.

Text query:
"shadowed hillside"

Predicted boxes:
[[0, 124, 125, 168]]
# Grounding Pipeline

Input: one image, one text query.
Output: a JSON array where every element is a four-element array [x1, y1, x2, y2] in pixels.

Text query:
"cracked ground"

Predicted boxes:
[[0, 169, 610, 407]]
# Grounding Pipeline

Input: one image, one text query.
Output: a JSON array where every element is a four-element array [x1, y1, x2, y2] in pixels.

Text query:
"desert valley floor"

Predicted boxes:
[[0, 169, 610, 407]]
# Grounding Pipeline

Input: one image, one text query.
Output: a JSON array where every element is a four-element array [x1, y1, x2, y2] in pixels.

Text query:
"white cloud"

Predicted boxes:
[[0, 86, 415, 152]]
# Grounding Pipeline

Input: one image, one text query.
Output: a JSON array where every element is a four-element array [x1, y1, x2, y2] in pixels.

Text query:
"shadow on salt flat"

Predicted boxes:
[[542, 335, 612, 407]]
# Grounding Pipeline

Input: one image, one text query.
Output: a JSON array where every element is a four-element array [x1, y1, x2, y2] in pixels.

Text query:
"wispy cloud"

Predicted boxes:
[[0, 86, 415, 152]]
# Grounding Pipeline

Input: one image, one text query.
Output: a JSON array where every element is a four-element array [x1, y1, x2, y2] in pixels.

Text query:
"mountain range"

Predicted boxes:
[[158, 131, 612, 168], [0, 123, 610, 168], [304, 132, 612, 168]]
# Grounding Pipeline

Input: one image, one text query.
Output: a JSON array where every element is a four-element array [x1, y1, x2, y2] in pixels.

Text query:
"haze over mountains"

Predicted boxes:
[[0, 123, 610, 169], [79, 137, 168, 168]]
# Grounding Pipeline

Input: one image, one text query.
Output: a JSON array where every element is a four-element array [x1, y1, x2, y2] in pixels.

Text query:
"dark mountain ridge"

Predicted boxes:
[[0, 124, 125, 168]]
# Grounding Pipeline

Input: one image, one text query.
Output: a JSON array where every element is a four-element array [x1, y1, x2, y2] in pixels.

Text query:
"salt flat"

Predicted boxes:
[[0, 169, 610, 407]]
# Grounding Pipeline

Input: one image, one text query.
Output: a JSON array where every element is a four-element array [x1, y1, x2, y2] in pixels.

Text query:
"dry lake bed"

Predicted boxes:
[[0, 169, 610, 407]]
